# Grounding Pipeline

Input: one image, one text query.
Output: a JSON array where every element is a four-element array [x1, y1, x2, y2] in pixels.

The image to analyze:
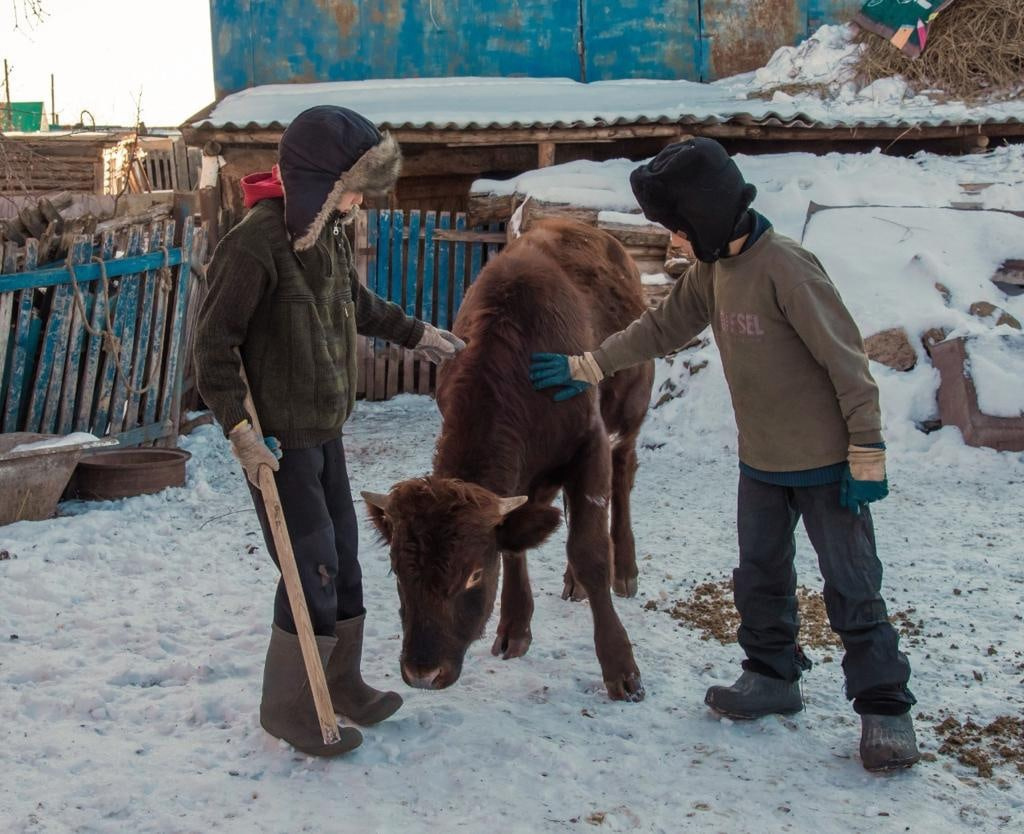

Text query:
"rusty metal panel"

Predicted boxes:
[[582, 1, 702, 81], [213, 0, 583, 98], [701, 0, 808, 81], [807, 0, 863, 30]]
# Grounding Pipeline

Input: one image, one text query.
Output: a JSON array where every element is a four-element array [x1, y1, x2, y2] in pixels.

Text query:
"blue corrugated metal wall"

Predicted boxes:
[[210, 0, 865, 98]]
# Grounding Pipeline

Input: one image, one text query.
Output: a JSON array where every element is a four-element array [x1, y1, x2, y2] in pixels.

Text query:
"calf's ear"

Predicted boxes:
[[496, 503, 562, 552], [361, 491, 394, 543]]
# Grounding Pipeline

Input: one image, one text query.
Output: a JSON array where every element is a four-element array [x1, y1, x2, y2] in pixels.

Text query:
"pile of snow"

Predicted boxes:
[[966, 335, 1024, 417], [752, 24, 862, 91], [473, 159, 640, 212]]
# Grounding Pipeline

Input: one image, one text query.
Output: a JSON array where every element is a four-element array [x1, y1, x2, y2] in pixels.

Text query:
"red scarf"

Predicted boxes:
[[240, 164, 284, 208]]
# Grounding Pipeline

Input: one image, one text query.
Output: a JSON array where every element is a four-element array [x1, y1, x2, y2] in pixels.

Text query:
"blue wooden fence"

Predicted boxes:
[[354, 209, 504, 401], [0, 218, 205, 446]]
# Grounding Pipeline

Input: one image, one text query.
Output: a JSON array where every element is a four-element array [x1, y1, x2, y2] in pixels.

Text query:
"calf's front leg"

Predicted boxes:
[[492, 551, 534, 659]]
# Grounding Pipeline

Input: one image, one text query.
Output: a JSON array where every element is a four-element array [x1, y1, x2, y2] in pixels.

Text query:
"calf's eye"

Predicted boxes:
[[465, 568, 484, 589]]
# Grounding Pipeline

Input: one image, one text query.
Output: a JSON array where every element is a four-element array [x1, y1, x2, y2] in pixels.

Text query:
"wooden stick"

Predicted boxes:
[[238, 357, 341, 746]]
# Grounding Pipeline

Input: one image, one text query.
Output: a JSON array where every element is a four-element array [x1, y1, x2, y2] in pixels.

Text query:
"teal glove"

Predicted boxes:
[[264, 435, 283, 460], [530, 352, 604, 402], [839, 445, 888, 514]]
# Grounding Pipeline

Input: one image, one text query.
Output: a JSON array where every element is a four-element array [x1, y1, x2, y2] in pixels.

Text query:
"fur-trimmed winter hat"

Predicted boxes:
[[278, 105, 402, 250], [629, 138, 756, 263]]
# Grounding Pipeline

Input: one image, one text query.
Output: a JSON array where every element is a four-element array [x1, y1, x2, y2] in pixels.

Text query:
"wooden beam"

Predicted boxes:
[[537, 141, 556, 168]]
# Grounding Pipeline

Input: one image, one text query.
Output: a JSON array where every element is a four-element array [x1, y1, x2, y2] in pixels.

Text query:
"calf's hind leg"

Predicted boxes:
[[492, 551, 534, 659], [565, 437, 644, 702]]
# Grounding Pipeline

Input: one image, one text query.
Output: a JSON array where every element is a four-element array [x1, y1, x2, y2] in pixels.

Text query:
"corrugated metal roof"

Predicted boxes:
[[183, 77, 1024, 134]]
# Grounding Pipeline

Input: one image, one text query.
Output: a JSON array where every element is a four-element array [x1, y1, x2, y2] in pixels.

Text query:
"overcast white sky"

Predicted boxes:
[[2, 0, 215, 127]]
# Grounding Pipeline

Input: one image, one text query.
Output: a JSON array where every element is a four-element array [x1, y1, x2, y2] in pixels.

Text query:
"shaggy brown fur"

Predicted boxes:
[[365, 220, 654, 701]]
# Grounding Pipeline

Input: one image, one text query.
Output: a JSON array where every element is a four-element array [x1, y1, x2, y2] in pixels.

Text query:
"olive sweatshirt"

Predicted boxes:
[[194, 200, 423, 448], [593, 229, 882, 473]]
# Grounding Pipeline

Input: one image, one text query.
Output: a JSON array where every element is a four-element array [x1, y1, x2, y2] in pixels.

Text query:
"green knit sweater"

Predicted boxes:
[[594, 229, 883, 472], [194, 200, 423, 448]]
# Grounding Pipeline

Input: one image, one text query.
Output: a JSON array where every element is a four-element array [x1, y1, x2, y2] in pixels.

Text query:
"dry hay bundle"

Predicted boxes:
[[853, 0, 1024, 102]]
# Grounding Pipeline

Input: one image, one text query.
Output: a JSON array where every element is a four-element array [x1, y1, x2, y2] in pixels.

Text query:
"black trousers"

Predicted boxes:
[[248, 436, 363, 637], [734, 473, 915, 715]]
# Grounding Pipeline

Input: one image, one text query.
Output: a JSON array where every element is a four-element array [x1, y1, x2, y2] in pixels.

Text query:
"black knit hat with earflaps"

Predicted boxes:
[[629, 138, 757, 263], [278, 105, 402, 251]]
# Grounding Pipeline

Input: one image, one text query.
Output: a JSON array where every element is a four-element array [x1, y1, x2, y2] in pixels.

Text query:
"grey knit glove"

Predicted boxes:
[[415, 323, 466, 364]]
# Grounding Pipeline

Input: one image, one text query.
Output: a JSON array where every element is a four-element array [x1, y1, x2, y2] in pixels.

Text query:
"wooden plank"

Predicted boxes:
[[1, 242, 30, 431], [0, 247, 186, 294], [387, 211, 404, 400], [165, 221, 199, 444], [93, 225, 143, 435], [2, 240, 40, 432], [57, 235, 94, 434], [27, 284, 74, 434], [436, 213, 451, 331], [403, 211, 420, 396], [75, 231, 115, 432], [452, 214, 468, 317], [107, 225, 151, 436], [0, 290, 12, 396], [158, 216, 195, 428], [469, 227, 483, 290], [352, 211, 368, 400], [373, 211, 391, 401], [142, 222, 175, 427], [363, 210, 378, 402], [432, 229, 507, 244], [418, 212, 436, 395], [123, 221, 165, 432]]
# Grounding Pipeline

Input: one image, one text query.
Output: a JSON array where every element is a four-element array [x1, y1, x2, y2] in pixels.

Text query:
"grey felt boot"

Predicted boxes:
[[260, 625, 363, 757], [860, 712, 921, 772], [327, 614, 403, 725], [704, 669, 804, 719]]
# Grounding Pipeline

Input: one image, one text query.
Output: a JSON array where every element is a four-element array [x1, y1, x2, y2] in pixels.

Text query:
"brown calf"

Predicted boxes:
[[363, 219, 654, 701]]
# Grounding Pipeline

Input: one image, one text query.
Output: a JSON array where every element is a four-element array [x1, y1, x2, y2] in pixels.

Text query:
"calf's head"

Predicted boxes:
[[362, 477, 560, 690]]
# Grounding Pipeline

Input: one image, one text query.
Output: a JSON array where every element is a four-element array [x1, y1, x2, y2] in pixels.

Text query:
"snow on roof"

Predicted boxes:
[[189, 26, 1024, 132]]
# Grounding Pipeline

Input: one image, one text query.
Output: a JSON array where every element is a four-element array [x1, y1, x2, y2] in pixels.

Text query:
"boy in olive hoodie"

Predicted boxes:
[[195, 106, 463, 757], [530, 138, 919, 772]]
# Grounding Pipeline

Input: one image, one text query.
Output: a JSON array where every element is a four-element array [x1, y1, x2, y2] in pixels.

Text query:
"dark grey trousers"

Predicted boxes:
[[248, 436, 363, 637], [734, 473, 915, 715]]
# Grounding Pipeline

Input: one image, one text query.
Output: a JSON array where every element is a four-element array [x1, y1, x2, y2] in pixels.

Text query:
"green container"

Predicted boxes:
[[2, 101, 44, 132]]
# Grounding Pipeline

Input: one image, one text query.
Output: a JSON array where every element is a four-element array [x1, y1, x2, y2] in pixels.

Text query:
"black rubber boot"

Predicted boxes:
[[704, 669, 803, 719], [327, 614, 403, 725], [860, 713, 921, 772], [259, 625, 363, 757]]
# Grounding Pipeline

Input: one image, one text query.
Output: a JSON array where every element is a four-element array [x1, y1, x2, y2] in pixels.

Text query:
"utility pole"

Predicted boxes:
[[51, 73, 56, 127], [3, 59, 11, 131]]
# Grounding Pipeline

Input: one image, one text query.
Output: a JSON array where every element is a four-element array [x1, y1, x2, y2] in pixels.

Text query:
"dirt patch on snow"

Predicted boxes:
[[646, 579, 925, 657], [927, 713, 1024, 779]]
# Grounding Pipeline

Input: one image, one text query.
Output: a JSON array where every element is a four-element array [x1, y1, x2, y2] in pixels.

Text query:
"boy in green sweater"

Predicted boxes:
[[530, 138, 919, 772], [195, 106, 463, 757]]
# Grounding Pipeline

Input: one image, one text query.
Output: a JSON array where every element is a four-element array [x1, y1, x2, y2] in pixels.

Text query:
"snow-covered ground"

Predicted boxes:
[[3, 147, 1024, 831], [2, 393, 1022, 833]]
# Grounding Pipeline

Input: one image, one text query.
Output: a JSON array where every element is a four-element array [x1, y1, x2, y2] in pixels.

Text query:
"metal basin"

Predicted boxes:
[[0, 433, 117, 525], [70, 448, 192, 501]]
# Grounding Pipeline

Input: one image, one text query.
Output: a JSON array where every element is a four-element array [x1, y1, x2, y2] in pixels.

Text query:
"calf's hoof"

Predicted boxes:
[[561, 575, 588, 602], [605, 671, 645, 703], [612, 575, 638, 598], [491, 629, 532, 659]]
